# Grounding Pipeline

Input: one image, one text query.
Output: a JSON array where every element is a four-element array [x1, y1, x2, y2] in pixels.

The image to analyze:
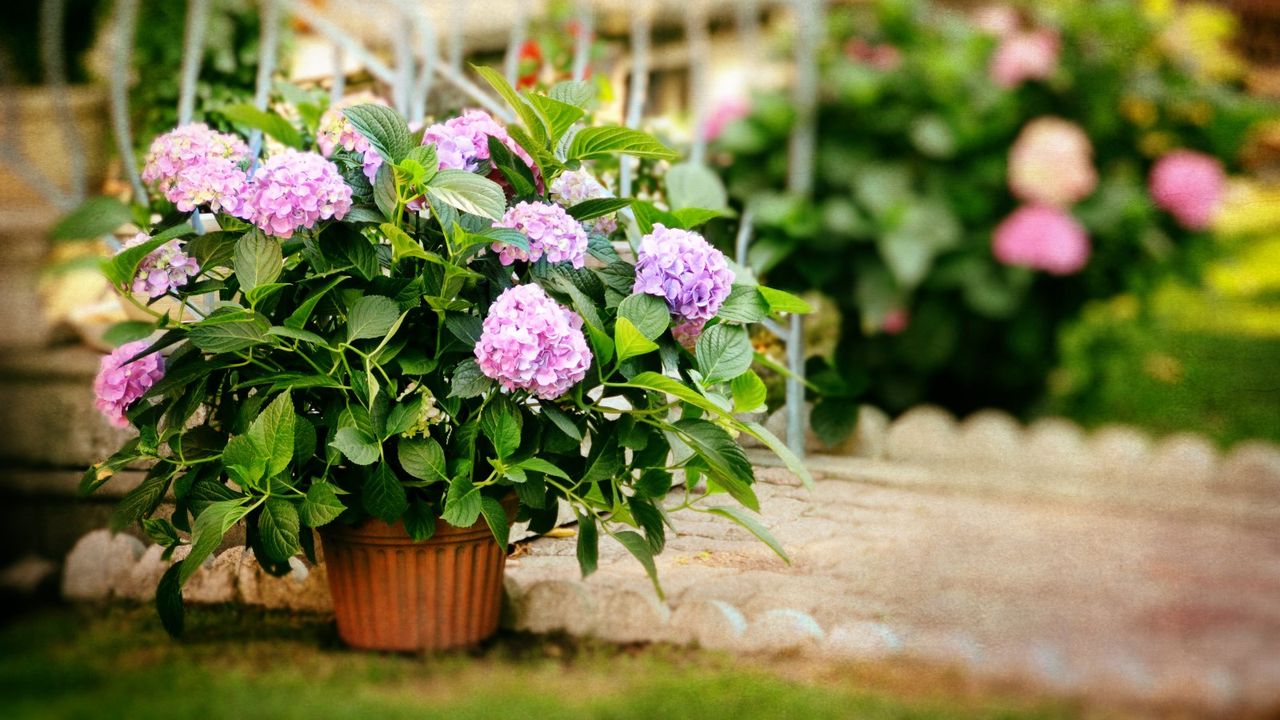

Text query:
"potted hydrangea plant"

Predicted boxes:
[[84, 67, 811, 651]]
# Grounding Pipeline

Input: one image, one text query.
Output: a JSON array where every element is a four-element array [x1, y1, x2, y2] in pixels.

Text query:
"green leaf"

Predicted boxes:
[[299, 482, 346, 527], [566, 197, 633, 222], [695, 323, 754, 385], [257, 498, 301, 562], [343, 104, 413, 163], [404, 144, 439, 177], [426, 169, 506, 220], [618, 293, 670, 340], [52, 196, 133, 241], [581, 428, 622, 485], [248, 391, 295, 477], [444, 313, 483, 346], [471, 65, 548, 144], [330, 427, 380, 466], [156, 561, 184, 638], [109, 470, 170, 531], [704, 506, 790, 563], [759, 286, 813, 315], [635, 468, 673, 498], [626, 371, 730, 421], [222, 103, 304, 149], [716, 284, 769, 324], [567, 126, 679, 161], [102, 320, 156, 347], [403, 499, 437, 541], [741, 420, 814, 489], [615, 317, 659, 362], [479, 496, 510, 549], [665, 162, 728, 211], [285, 277, 345, 330], [104, 232, 176, 287], [448, 359, 492, 399], [346, 295, 400, 342], [181, 499, 250, 585], [142, 517, 180, 547], [515, 457, 570, 480], [188, 308, 270, 353], [527, 93, 585, 141], [398, 436, 448, 483], [363, 462, 408, 523], [441, 475, 482, 528], [374, 163, 398, 220], [671, 207, 725, 229], [628, 496, 666, 553], [731, 370, 768, 413], [549, 80, 595, 108], [673, 418, 758, 512], [810, 399, 859, 448], [382, 222, 431, 263], [539, 404, 582, 442], [480, 397, 522, 459], [222, 434, 266, 487], [614, 530, 663, 600], [267, 326, 329, 346], [575, 512, 598, 577]]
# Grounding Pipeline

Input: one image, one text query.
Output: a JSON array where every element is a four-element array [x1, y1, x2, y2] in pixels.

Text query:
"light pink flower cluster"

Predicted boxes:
[[1149, 150, 1226, 230], [992, 204, 1090, 275], [671, 317, 706, 350], [633, 224, 734, 322], [474, 284, 592, 400], [550, 169, 618, 235], [119, 232, 200, 298], [703, 96, 752, 143], [234, 150, 352, 238], [316, 93, 389, 183], [492, 201, 589, 268], [1008, 117, 1097, 207], [421, 109, 535, 174], [141, 123, 248, 213], [990, 28, 1059, 89], [93, 340, 165, 428]]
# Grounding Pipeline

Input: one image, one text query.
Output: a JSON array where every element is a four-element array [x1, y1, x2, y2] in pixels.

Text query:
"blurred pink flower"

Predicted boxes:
[[671, 317, 706, 350], [992, 204, 1091, 275], [990, 29, 1059, 88], [844, 38, 903, 71], [881, 308, 910, 335], [972, 5, 1020, 36], [1008, 117, 1097, 207], [1148, 150, 1226, 230], [704, 96, 751, 143]]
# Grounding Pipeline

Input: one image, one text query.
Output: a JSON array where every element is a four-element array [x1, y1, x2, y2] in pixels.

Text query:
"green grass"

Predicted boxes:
[[0, 605, 1072, 720]]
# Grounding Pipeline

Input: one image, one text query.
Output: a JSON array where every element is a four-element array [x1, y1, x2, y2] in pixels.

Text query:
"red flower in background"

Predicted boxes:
[[516, 40, 542, 90]]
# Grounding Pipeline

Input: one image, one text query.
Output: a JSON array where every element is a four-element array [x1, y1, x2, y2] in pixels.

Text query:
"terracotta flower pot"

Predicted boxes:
[[320, 505, 513, 652]]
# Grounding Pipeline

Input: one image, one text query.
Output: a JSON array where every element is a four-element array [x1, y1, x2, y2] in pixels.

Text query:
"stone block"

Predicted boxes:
[[1023, 418, 1090, 473], [1148, 433, 1220, 487], [591, 588, 670, 643], [1214, 441, 1280, 499], [956, 410, 1023, 465], [822, 620, 904, 660], [666, 599, 747, 650], [1088, 425, 1153, 478], [742, 608, 824, 653], [0, 554, 58, 596], [508, 579, 597, 635], [237, 550, 332, 612], [885, 406, 958, 461], [61, 528, 144, 601]]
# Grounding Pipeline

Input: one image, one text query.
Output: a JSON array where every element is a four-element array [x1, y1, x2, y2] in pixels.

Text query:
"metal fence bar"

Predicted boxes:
[[109, 0, 147, 206], [330, 43, 346, 103], [503, 2, 529, 87], [787, 0, 821, 197], [447, 0, 465, 71], [40, 0, 86, 203], [618, 1, 651, 201], [393, 12, 415, 115], [409, 10, 438, 122], [686, 0, 711, 166], [247, 0, 281, 174], [177, 0, 211, 126], [571, 0, 592, 83]]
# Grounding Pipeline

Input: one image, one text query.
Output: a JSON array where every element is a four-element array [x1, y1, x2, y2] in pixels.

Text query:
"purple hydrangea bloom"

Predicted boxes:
[[474, 284, 592, 400], [316, 93, 388, 183], [141, 123, 248, 213], [492, 201, 589, 268], [422, 109, 536, 174], [93, 340, 165, 428], [550, 168, 618, 235], [234, 150, 353, 238], [119, 232, 200, 298], [633, 224, 734, 322]]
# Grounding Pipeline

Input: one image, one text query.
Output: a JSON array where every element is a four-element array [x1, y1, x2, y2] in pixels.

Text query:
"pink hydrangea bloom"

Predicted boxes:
[[421, 109, 535, 174], [633, 224, 735, 322], [704, 96, 752, 143], [844, 39, 903, 71], [550, 168, 618, 235], [992, 204, 1091, 275], [1008, 117, 1097, 207], [492, 201, 589, 268], [234, 150, 353, 238], [474, 284, 592, 400], [119, 232, 200, 298], [93, 340, 165, 428], [881, 308, 910, 335], [990, 29, 1059, 89], [316, 92, 389, 183], [671, 317, 706, 351], [1149, 150, 1226, 230], [141, 123, 248, 213]]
